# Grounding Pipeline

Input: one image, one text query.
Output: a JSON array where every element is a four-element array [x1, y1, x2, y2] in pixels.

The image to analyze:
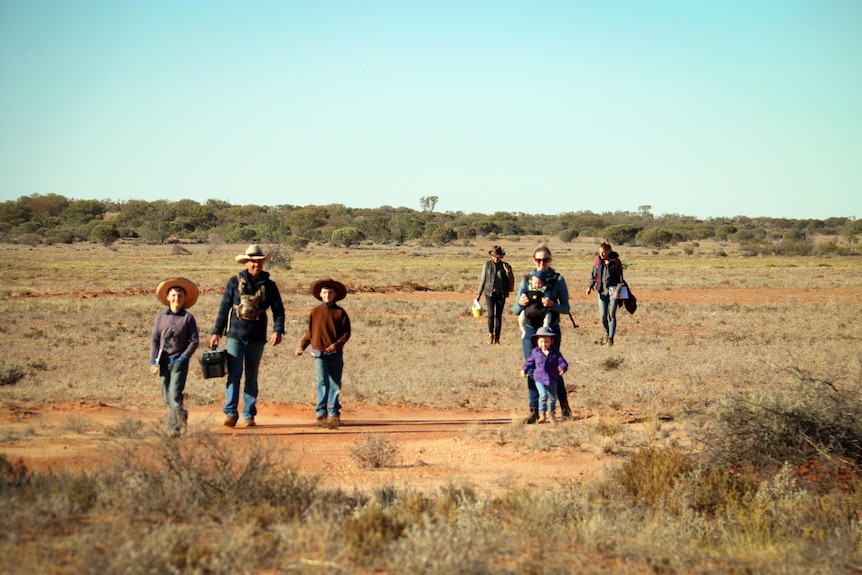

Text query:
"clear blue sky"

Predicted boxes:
[[1, 1, 860, 220]]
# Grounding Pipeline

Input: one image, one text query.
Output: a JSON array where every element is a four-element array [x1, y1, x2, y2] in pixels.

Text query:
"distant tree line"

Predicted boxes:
[[0, 193, 858, 256]]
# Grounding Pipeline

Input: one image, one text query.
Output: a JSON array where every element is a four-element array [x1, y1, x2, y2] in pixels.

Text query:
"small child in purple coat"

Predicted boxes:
[[521, 326, 568, 424]]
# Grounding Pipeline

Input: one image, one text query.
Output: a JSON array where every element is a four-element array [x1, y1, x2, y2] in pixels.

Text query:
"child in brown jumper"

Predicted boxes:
[[295, 278, 351, 429]]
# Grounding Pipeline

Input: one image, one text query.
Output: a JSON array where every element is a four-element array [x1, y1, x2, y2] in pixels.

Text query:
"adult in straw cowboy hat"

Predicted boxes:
[[210, 244, 285, 428], [475, 245, 515, 345]]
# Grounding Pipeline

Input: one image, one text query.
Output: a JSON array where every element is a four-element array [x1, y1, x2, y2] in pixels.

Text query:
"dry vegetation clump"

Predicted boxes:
[[349, 433, 401, 469], [699, 363, 862, 488]]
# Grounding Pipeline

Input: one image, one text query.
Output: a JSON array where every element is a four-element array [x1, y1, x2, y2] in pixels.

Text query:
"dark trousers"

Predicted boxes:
[[484, 294, 506, 338]]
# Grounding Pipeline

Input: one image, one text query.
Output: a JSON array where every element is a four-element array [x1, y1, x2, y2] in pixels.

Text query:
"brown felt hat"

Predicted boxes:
[[155, 277, 199, 309], [310, 278, 347, 302], [489, 245, 506, 258]]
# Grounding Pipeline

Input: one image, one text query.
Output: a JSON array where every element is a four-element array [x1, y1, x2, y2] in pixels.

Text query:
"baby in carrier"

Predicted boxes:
[[518, 270, 558, 338]]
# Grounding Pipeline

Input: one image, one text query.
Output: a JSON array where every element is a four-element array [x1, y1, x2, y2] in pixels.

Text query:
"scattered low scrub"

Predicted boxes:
[[2, 410, 862, 574]]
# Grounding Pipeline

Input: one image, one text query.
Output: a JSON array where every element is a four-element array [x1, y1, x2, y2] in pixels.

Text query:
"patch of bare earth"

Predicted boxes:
[[1, 402, 616, 496]]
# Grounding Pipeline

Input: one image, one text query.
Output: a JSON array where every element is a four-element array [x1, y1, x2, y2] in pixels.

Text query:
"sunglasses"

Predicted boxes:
[[534, 257, 550, 263]]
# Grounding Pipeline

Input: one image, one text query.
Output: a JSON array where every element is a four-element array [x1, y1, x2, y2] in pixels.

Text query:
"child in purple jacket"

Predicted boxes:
[[521, 326, 568, 424]]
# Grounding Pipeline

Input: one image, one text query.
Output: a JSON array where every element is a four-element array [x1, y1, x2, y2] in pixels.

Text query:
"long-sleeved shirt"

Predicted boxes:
[[298, 303, 351, 353], [211, 269, 285, 342], [522, 346, 568, 387], [150, 308, 199, 364]]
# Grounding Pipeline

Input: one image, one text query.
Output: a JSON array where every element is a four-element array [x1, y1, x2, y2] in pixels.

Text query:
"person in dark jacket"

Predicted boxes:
[[475, 245, 515, 345], [210, 244, 285, 427], [587, 241, 624, 346]]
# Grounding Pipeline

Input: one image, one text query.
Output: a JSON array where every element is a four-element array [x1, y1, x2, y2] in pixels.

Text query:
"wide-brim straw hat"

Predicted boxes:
[[235, 244, 270, 264], [489, 245, 506, 258], [310, 278, 347, 302], [529, 326, 557, 345], [156, 277, 199, 309]]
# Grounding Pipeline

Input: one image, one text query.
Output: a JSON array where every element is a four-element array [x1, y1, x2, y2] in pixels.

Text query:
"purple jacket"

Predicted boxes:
[[522, 346, 568, 387]]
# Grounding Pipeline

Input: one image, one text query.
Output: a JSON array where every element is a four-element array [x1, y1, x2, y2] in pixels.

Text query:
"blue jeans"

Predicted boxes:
[[598, 293, 619, 339], [522, 324, 569, 411], [537, 380, 558, 415], [224, 337, 266, 420], [484, 294, 506, 338], [160, 358, 189, 431], [315, 352, 344, 417]]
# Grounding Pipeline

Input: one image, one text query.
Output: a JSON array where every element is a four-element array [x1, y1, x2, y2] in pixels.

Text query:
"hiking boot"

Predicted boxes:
[[328, 416, 340, 430], [315, 415, 328, 428], [493, 335, 500, 344], [538, 412, 548, 424], [560, 402, 572, 420], [549, 412, 557, 424], [608, 337, 614, 347], [487, 333, 494, 345], [524, 408, 539, 425], [223, 414, 238, 427], [243, 418, 256, 427]]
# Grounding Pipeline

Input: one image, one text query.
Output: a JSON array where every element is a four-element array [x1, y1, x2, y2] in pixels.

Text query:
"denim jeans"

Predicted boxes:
[[160, 358, 189, 432], [224, 337, 266, 420], [315, 352, 343, 417], [521, 323, 569, 410], [537, 380, 558, 415], [598, 293, 620, 339], [484, 294, 506, 338]]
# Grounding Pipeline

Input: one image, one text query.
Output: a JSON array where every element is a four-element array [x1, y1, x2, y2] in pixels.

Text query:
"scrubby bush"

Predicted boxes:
[[636, 227, 674, 248], [331, 226, 366, 247], [602, 224, 642, 245], [349, 434, 400, 469], [699, 366, 862, 482]]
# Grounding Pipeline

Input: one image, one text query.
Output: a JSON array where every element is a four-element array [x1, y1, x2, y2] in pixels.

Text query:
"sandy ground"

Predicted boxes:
[[0, 401, 618, 496]]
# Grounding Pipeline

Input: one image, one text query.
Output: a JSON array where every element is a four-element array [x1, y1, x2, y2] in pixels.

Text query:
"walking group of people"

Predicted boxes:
[[476, 242, 628, 424], [149, 241, 627, 435], [149, 244, 350, 435]]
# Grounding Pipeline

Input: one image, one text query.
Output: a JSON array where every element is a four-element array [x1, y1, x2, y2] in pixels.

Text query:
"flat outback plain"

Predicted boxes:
[[1, 237, 860, 573]]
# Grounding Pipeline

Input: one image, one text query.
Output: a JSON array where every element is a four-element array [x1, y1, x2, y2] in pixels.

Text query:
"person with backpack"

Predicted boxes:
[[210, 244, 286, 427], [587, 241, 624, 346], [475, 245, 515, 345], [512, 245, 573, 423]]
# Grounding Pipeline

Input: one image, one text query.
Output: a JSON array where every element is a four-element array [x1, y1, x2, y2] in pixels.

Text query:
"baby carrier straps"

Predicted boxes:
[[232, 272, 266, 322]]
